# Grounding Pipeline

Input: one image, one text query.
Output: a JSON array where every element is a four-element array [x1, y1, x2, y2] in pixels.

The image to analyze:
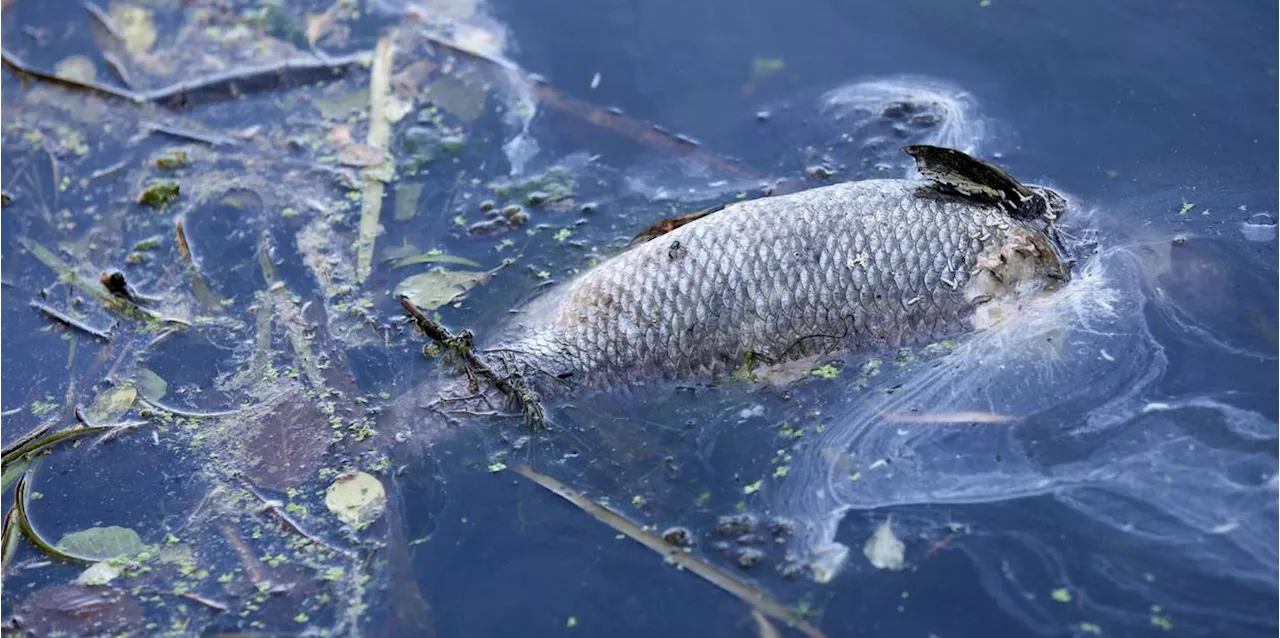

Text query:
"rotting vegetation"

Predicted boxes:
[[0, 1, 837, 636]]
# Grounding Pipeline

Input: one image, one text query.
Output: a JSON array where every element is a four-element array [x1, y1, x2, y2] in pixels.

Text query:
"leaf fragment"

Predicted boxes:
[[84, 385, 138, 424], [138, 180, 179, 208], [108, 3, 157, 55], [76, 561, 123, 586], [56, 526, 145, 560], [324, 471, 386, 528], [863, 518, 905, 571], [394, 269, 489, 310], [54, 56, 97, 83], [391, 249, 482, 269], [132, 368, 167, 401]]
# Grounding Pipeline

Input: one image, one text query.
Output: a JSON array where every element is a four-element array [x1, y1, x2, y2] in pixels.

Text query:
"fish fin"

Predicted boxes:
[[903, 145, 1039, 217], [628, 203, 726, 245]]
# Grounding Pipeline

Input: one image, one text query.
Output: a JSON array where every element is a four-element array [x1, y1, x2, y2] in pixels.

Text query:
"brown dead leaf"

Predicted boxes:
[[328, 125, 387, 167], [337, 143, 386, 167], [246, 393, 329, 491], [305, 11, 335, 47], [327, 124, 354, 145], [18, 585, 144, 637], [392, 59, 436, 102]]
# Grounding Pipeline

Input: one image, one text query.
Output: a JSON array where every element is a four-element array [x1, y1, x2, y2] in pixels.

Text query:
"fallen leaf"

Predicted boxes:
[[304, 2, 338, 46], [84, 385, 137, 424], [424, 75, 488, 122], [394, 269, 489, 310], [132, 368, 167, 401], [337, 143, 386, 167], [385, 94, 414, 124], [17, 586, 144, 636], [863, 518, 905, 571], [326, 124, 353, 145], [75, 561, 122, 586], [57, 526, 145, 560], [393, 182, 424, 221], [392, 59, 436, 102], [324, 471, 386, 528], [53, 56, 97, 83], [392, 249, 482, 269]]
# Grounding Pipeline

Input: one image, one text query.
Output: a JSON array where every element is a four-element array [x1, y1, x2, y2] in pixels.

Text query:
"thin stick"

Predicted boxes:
[[235, 474, 355, 558], [29, 300, 113, 341], [141, 52, 373, 109], [513, 465, 826, 638], [136, 396, 243, 419], [218, 523, 270, 586], [101, 51, 135, 89], [405, 30, 762, 180], [533, 86, 760, 180], [178, 591, 229, 612], [399, 296, 545, 429], [141, 121, 236, 146], [2, 47, 372, 109], [89, 160, 128, 181]]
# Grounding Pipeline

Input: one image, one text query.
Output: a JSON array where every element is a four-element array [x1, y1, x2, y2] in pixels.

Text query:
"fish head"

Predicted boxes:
[[1020, 184, 1075, 286]]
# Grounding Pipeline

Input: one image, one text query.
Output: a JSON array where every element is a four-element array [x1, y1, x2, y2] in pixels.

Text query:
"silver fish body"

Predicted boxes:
[[482, 178, 1069, 391]]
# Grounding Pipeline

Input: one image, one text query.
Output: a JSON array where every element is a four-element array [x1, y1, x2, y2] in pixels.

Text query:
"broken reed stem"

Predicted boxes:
[[398, 295, 546, 429], [1, 424, 131, 467], [142, 121, 236, 146], [174, 217, 224, 312], [1, 47, 371, 110], [1, 421, 56, 459], [29, 300, 113, 341], [513, 465, 826, 638], [355, 36, 395, 283]]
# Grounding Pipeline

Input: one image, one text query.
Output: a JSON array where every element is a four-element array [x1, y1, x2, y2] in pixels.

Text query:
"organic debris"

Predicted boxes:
[[324, 471, 387, 529], [514, 466, 826, 638]]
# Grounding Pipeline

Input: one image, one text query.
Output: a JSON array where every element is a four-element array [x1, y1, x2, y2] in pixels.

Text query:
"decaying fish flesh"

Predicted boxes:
[[393, 145, 1073, 433]]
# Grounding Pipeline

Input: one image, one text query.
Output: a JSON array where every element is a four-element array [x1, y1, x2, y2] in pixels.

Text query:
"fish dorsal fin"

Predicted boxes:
[[628, 203, 726, 246], [904, 145, 1040, 216]]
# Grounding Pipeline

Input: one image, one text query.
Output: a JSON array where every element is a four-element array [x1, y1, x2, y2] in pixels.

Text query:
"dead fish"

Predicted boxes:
[[393, 146, 1073, 432]]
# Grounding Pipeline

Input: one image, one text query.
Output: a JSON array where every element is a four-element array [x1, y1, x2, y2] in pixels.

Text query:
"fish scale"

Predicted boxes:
[[484, 178, 1057, 389]]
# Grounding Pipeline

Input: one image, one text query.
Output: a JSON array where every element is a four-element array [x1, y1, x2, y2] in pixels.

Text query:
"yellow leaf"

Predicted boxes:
[[85, 385, 137, 424], [324, 472, 386, 528], [109, 3, 157, 56], [54, 56, 97, 83]]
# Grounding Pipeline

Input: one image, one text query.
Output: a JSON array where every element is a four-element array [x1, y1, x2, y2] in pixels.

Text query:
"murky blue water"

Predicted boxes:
[[396, 2, 1277, 637], [1, 0, 1274, 636]]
